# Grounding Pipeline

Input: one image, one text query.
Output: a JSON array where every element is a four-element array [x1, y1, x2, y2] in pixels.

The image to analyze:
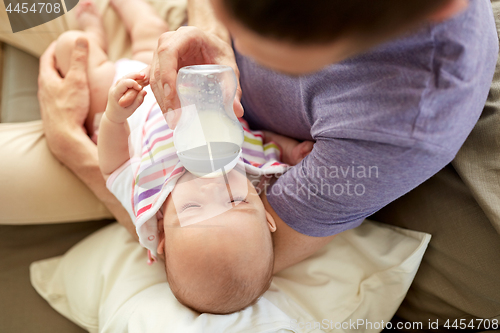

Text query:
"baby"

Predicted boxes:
[[54, 0, 313, 314]]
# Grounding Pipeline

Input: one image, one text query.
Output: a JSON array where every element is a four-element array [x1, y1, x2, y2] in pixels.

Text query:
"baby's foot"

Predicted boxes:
[[76, 0, 107, 51], [109, 0, 126, 9]]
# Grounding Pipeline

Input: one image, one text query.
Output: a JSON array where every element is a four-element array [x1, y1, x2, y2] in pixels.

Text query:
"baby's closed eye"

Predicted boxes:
[[180, 197, 248, 212]]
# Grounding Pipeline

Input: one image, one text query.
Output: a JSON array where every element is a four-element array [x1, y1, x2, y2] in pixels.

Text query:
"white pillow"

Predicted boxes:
[[30, 221, 430, 333]]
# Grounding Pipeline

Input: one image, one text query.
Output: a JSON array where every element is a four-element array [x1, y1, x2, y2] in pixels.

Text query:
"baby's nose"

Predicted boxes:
[[200, 181, 226, 193]]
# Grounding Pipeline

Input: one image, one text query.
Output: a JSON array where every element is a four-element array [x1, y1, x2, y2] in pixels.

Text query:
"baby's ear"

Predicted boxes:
[[157, 239, 166, 258], [156, 206, 166, 255], [156, 225, 165, 256], [265, 211, 277, 232]]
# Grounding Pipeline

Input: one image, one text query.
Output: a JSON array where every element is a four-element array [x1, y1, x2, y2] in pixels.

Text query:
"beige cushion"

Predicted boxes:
[[1, 45, 41, 123], [30, 221, 431, 333]]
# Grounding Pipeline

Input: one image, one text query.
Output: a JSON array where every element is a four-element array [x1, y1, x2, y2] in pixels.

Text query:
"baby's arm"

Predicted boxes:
[[262, 130, 315, 166], [98, 72, 147, 178]]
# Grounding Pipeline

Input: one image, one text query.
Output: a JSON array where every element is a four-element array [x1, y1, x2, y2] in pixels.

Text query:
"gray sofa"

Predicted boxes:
[[0, 43, 110, 333], [1, 26, 499, 331]]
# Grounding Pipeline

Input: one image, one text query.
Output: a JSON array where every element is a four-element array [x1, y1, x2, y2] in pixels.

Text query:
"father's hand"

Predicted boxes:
[[38, 38, 139, 241], [38, 37, 90, 163], [145, 26, 244, 129]]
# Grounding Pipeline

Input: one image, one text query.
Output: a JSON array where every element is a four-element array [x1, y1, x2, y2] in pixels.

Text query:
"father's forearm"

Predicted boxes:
[[53, 131, 139, 241], [261, 192, 336, 274], [188, 0, 230, 43]]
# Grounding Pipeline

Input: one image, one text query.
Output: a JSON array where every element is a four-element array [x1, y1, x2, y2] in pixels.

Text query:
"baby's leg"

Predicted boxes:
[[110, 0, 168, 63], [55, 30, 115, 140], [76, 0, 107, 52], [262, 130, 315, 166]]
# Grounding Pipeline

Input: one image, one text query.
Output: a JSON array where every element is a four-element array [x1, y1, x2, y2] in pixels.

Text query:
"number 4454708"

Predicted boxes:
[[444, 318, 498, 330], [5, 2, 61, 14]]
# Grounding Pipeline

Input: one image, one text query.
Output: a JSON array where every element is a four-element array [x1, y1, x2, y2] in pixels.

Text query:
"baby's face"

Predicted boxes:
[[157, 169, 276, 313], [160, 168, 276, 261], [166, 168, 255, 228]]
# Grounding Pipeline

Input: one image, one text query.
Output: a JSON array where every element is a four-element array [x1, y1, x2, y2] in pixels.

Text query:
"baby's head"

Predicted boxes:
[[156, 169, 276, 314]]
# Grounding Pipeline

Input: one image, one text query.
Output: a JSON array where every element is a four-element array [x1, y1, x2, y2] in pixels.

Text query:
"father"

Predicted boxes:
[[150, 0, 499, 303], [38, 0, 499, 328]]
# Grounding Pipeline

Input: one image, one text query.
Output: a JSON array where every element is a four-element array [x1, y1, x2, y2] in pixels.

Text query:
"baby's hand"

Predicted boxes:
[[262, 130, 315, 166], [105, 72, 147, 124], [288, 140, 315, 165]]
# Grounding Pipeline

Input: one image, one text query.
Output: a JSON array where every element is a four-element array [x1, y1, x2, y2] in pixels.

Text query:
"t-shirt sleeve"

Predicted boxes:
[[106, 161, 136, 222], [266, 137, 453, 237]]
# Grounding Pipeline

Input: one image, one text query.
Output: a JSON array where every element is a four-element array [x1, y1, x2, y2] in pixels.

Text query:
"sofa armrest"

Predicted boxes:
[[0, 44, 40, 123], [0, 42, 3, 119]]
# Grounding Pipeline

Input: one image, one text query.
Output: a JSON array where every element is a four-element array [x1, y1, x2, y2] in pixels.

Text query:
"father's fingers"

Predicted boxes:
[[150, 49, 167, 113], [156, 31, 179, 106], [231, 58, 244, 117], [156, 27, 207, 110], [39, 41, 62, 84], [233, 87, 244, 118], [139, 65, 151, 83], [165, 108, 182, 130], [65, 37, 89, 85]]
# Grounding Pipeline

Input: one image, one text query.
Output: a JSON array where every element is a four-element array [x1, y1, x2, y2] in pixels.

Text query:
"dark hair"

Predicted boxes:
[[221, 0, 452, 44]]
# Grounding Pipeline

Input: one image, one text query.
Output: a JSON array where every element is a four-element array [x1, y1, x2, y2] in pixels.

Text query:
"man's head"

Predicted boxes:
[[157, 170, 276, 314], [211, 0, 468, 74]]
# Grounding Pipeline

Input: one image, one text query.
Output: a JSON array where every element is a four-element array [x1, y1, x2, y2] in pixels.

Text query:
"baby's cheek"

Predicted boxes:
[[163, 198, 181, 227]]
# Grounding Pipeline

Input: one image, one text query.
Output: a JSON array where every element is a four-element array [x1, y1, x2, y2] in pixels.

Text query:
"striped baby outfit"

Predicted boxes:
[[106, 60, 289, 261]]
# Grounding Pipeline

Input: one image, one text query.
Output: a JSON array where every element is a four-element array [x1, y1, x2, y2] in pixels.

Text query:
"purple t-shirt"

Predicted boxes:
[[236, 0, 498, 237]]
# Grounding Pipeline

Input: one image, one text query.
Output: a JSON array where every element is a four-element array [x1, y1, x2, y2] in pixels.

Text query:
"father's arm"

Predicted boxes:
[[38, 39, 139, 241], [187, 0, 231, 42], [262, 193, 336, 274], [266, 137, 453, 274]]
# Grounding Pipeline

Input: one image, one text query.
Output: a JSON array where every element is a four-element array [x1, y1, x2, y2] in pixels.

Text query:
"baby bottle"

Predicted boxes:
[[173, 65, 244, 178]]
